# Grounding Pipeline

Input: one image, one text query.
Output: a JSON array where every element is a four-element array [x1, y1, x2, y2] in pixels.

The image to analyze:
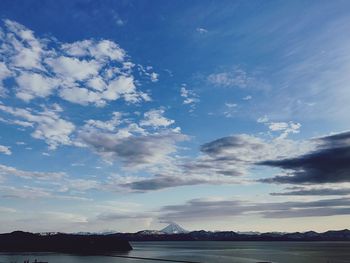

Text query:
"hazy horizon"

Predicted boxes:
[[0, 0, 350, 234], [2, 222, 350, 235]]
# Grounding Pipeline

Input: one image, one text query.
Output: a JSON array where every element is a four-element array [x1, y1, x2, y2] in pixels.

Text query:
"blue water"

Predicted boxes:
[[1, 241, 350, 263]]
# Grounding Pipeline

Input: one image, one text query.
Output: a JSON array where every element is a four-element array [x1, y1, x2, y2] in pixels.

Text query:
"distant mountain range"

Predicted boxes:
[[33, 223, 350, 242], [109, 223, 350, 241], [119, 228, 350, 241]]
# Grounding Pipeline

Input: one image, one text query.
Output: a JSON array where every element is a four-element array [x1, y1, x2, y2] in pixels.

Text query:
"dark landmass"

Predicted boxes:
[[0, 231, 132, 253], [1, 229, 349, 254], [113, 229, 350, 241]]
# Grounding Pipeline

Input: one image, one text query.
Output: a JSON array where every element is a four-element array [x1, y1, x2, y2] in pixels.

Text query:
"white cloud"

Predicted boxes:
[[180, 85, 199, 110], [87, 77, 106, 91], [223, 102, 238, 118], [104, 75, 149, 103], [84, 112, 123, 132], [196, 27, 208, 34], [0, 145, 11, 155], [137, 65, 159, 83], [140, 109, 175, 128], [92, 40, 125, 61], [269, 122, 289, 131], [150, 72, 159, 82], [59, 75, 150, 107], [15, 72, 58, 101], [225, 103, 237, 108], [3, 19, 45, 71], [268, 121, 301, 139], [257, 115, 269, 123], [0, 104, 75, 149], [257, 116, 301, 139], [180, 85, 199, 113], [0, 19, 152, 107], [61, 39, 125, 61], [243, 95, 252, 100], [46, 56, 101, 81]]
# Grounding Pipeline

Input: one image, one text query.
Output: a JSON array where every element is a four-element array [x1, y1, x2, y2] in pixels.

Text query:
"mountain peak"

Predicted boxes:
[[161, 222, 188, 234]]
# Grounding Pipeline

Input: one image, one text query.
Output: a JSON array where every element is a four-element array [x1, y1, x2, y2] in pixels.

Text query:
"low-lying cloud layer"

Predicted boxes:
[[159, 197, 350, 221], [271, 186, 350, 196]]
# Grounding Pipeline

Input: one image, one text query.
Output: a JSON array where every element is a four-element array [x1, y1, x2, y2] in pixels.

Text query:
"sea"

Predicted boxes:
[[1, 241, 350, 263]]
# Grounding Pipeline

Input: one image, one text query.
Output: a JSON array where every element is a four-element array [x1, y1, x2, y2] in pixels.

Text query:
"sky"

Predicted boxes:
[[0, 0, 350, 233]]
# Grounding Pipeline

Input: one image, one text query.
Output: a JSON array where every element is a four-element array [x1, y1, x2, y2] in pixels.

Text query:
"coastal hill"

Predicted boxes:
[[0, 231, 132, 253]]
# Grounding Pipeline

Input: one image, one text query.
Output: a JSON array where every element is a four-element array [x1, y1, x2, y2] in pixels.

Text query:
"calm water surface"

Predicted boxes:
[[1, 241, 349, 263]]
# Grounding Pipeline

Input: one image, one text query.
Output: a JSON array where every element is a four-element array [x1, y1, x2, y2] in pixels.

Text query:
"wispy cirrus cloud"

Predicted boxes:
[[0, 163, 66, 180], [180, 84, 199, 112], [207, 67, 269, 90]]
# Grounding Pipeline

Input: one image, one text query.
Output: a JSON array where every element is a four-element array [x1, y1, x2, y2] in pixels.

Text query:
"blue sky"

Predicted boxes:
[[1, 0, 350, 233]]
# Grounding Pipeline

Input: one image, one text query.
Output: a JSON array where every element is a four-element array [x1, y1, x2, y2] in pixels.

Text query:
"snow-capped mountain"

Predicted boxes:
[[161, 222, 188, 234]]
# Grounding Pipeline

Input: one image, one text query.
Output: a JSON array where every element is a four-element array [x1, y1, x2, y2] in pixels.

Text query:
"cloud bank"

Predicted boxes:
[[260, 131, 350, 184]]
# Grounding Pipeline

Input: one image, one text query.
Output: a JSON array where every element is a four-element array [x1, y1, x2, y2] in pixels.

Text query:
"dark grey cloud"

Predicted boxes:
[[262, 207, 350, 218], [104, 133, 309, 191], [114, 173, 239, 192], [80, 130, 187, 169], [271, 187, 350, 196], [177, 135, 273, 180], [259, 131, 350, 184], [120, 176, 206, 191], [159, 197, 350, 221], [105, 134, 268, 191], [97, 212, 152, 221], [200, 135, 266, 158], [319, 131, 350, 147]]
